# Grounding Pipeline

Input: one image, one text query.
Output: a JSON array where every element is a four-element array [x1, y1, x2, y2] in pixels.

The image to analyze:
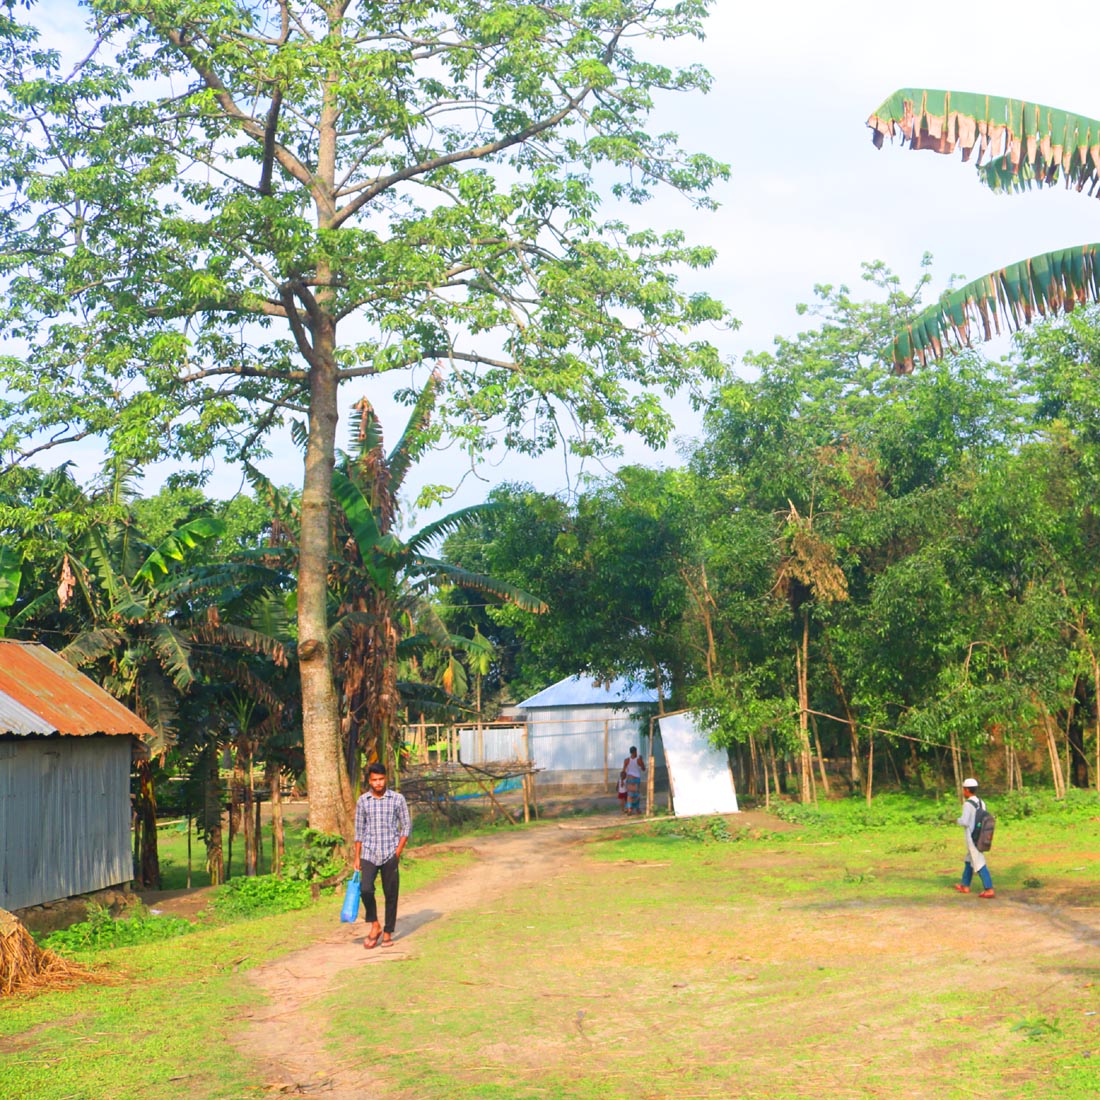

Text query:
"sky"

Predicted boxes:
[[28, 0, 1100, 522]]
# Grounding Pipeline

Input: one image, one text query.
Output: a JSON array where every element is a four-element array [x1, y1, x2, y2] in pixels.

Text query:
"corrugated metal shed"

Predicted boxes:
[[0, 641, 152, 911], [1, 737, 133, 911], [517, 674, 658, 709], [508, 674, 662, 787], [0, 640, 155, 739]]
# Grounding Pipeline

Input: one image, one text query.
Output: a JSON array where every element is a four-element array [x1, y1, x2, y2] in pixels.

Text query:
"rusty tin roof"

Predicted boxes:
[[0, 640, 155, 739]]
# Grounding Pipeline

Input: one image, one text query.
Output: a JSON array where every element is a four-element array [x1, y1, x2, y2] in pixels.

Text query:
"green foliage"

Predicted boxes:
[[770, 793, 953, 833], [280, 828, 346, 883], [997, 786, 1100, 823], [1011, 1016, 1063, 1041], [650, 815, 745, 843], [38, 903, 193, 955], [208, 875, 317, 919]]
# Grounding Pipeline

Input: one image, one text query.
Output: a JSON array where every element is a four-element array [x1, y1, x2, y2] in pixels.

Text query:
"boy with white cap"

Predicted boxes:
[[954, 777, 994, 898]]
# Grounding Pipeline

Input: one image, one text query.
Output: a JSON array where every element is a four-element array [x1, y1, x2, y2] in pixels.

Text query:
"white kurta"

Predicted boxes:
[[957, 796, 987, 872]]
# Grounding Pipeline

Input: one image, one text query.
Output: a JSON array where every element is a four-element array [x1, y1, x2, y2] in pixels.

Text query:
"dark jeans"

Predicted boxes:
[[360, 855, 400, 933]]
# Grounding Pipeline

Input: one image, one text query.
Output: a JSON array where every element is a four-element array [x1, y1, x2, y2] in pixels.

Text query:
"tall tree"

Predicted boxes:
[[0, 0, 729, 836]]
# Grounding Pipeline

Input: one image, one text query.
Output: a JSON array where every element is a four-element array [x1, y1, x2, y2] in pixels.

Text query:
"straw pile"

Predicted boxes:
[[0, 907, 95, 997]]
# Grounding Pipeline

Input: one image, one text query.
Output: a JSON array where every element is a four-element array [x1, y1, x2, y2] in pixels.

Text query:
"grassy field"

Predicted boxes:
[[4, 790, 1100, 1100], [319, 791, 1100, 1100]]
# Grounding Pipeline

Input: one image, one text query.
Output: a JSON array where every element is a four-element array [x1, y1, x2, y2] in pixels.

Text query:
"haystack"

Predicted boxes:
[[0, 907, 94, 996]]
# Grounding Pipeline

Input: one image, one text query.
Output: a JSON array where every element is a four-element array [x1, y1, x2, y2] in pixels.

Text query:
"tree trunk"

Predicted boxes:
[[298, 323, 355, 841], [822, 632, 862, 789], [267, 760, 284, 876], [133, 758, 161, 889], [1068, 677, 1090, 788], [810, 712, 831, 796], [795, 610, 813, 803], [865, 731, 874, 806], [202, 746, 224, 885], [1041, 705, 1067, 798]]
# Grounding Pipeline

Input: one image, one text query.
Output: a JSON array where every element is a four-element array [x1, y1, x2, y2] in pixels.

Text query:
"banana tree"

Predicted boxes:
[[0, 548, 20, 636], [252, 390, 546, 787], [330, 405, 546, 776], [867, 89, 1100, 370]]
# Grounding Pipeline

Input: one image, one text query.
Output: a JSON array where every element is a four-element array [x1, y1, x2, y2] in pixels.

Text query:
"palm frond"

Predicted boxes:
[[403, 503, 504, 556], [61, 628, 125, 667], [135, 663, 178, 750], [386, 370, 441, 494], [249, 591, 292, 642], [244, 463, 300, 527], [409, 605, 453, 647], [289, 419, 309, 451], [201, 659, 286, 714], [190, 621, 289, 667], [80, 527, 126, 608], [396, 680, 472, 722], [109, 594, 151, 621], [331, 471, 393, 589], [147, 622, 195, 692], [891, 244, 1100, 370], [412, 557, 548, 613], [348, 397, 385, 457], [396, 633, 437, 659], [8, 589, 58, 628], [135, 517, 227, 586], [868, 89, 1100, 195], [0, 547, 21, 636]]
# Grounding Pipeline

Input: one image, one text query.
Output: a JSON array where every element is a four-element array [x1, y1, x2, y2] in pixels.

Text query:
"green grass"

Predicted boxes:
[[6, 792, 1100, 1099], [0, 846, 470, 1100], [316, 793, 1100, 1100]]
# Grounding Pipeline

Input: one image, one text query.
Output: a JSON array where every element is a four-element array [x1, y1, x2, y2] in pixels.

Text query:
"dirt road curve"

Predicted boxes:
[[238, 822, 590, 1098]]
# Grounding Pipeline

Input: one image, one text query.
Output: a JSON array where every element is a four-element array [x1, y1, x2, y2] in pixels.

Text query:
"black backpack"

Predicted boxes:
[[970, 797, 995, 853]]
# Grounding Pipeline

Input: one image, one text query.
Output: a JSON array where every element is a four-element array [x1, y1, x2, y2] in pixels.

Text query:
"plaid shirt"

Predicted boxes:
[[355, 788, 412, 864]]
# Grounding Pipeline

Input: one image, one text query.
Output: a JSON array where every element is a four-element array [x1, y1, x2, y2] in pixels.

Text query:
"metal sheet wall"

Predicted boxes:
[[521, 705, 660, 772], [458, 724, 526, 763], [0, 736, 132, 911]]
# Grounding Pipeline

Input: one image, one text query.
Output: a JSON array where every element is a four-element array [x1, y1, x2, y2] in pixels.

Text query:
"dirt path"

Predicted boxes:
[[236, 819, 600, 1098]]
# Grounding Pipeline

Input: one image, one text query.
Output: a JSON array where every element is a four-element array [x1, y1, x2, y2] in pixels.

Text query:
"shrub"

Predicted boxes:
[[39, 903, 193, 954], [280, 828, 346, 883], [208, 875, 316, 919]]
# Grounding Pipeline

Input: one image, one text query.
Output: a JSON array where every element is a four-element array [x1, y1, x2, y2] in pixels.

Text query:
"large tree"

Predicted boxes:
[[0, 0, 728, 836], [867, 89, 1100, 370]]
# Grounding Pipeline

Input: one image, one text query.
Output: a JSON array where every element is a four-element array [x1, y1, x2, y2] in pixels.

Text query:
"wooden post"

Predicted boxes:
[[603, 719, 610, 792], [460, 762, 518, 825], [522, 772, 530, 823], [186, 802, 192, 890], [255, 798, 263, 875], [646, 727, 656, 818]]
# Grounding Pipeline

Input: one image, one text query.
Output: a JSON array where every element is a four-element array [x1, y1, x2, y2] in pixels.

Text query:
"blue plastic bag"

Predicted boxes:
[[340, 871, 361, 922]]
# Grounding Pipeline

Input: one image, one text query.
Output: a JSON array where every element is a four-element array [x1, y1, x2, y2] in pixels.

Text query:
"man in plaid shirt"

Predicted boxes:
[[354, 762, 412, 948]]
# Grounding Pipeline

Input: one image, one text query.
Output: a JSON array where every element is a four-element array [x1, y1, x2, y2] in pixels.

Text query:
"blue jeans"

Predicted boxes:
[[961, 862, 992, 890]]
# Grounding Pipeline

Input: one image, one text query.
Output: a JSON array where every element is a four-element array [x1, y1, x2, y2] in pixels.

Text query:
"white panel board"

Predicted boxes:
[[658, 712, 738, 817]]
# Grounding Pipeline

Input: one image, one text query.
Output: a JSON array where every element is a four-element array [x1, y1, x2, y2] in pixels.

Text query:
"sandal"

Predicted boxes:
[[381, 935, 397, 947], [363, 934, 380, 950]]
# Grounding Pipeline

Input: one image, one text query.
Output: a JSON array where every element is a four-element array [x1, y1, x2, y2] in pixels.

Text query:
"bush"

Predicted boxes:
[[209, 875, 316, 919], [770, 793, 950, 834], [280, 828, 346, 883], [39, 903, 193, 954]]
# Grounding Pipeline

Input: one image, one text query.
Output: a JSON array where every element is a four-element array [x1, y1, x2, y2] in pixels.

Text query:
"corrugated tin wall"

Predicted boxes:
[[456, 708, 659, 773], [0, 736, 132, 911], [458, 724, 527, 763], [523, 705, 649, 772]]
